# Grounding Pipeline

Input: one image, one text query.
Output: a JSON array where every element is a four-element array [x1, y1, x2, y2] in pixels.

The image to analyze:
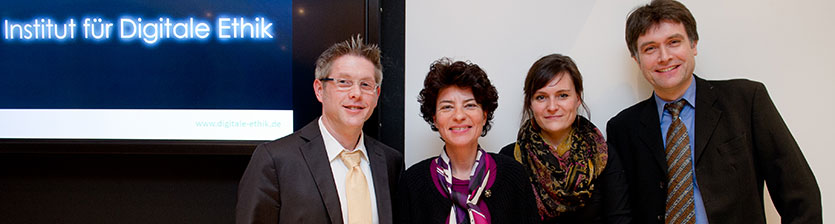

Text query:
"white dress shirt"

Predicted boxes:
[[318, 117, 379, 224]]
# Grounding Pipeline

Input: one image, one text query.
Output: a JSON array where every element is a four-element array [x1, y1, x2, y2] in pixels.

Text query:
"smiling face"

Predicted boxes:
[[314, 55, 380, 133], [633, 20, 697, 101], [433, 86, 486, 150], [530, 73, 581, 144]]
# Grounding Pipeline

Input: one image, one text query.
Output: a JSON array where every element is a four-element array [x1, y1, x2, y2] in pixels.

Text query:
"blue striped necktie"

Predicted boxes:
[[664, 100, 695, 224]]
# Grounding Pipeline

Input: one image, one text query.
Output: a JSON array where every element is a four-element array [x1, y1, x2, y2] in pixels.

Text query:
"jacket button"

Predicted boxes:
[[657, 215, 663, 221], [659, 181, 665, 189]]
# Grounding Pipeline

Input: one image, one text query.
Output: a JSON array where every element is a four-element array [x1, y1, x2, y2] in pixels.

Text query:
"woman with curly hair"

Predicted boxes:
[[500, 54, 630, 223], [395, 58, 539, 224]]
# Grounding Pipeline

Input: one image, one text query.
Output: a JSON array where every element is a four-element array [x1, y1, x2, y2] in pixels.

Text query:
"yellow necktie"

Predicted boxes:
[[341, 150, 372, 224]]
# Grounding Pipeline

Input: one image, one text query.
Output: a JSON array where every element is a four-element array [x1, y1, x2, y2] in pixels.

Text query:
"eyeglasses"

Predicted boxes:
[[319, 78, 379, 93]]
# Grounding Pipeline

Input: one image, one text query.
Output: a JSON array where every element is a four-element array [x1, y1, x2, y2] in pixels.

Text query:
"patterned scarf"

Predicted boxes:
[[430, 147, 496, 224], [512, 116, 608, 219]]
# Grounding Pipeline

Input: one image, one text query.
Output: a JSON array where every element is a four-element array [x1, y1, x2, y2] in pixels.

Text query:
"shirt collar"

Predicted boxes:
[[318, 117, 368, 163], [654, 75, 697, 118]]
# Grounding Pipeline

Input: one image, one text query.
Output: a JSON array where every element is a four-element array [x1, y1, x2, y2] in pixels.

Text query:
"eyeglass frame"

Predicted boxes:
[[319, 77, 379, 94]]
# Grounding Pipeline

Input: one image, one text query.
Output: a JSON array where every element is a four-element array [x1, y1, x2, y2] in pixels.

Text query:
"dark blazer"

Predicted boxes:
[[606, 76, 821, 223], [394, 153, 540, 224], [236, 120, 404, 224], [498, 143, 631, 224]]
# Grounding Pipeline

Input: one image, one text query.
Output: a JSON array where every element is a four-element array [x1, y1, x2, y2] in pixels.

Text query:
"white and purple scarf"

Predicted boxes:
[[430, 147, 497, 224]]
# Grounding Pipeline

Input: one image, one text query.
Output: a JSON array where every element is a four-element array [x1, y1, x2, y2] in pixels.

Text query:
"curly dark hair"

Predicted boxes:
[[418, 58, 499, 137]]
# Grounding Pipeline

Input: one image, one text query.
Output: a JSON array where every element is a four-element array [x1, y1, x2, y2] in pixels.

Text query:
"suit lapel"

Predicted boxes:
[[366, 139, 393, 224], [298, 122, 343, 224], [693, 76, 722, 165], [638, 97, 668, 171]]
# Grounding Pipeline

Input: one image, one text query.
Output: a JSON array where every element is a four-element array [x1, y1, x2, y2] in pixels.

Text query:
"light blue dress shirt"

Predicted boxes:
[[653, 76, 708, 224]]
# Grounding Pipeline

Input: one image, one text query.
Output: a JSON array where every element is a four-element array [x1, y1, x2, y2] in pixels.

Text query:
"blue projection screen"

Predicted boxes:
[[0, 0, 293, 140]]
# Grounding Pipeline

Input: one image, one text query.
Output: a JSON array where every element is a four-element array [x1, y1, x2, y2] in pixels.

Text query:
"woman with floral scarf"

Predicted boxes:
[[395, 58, 539, 224], [500, 54, 630, 224]]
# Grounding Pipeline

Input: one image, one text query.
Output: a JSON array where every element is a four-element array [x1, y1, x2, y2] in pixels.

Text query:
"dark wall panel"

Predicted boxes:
[[0, 154, 250, 223]]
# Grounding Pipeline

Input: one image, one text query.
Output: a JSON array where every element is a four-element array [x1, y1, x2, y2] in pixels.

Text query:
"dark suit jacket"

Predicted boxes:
[[498, 143, 631, 224], [236, 120, 404, 224], [606, 76, 821, 223], [394, 153, 540, 224]]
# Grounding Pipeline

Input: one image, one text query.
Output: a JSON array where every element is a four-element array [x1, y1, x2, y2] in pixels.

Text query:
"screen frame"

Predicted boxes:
[[0, 0, 396, 155]]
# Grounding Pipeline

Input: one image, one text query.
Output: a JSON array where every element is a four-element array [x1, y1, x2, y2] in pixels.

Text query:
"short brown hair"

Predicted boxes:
[[522, 54, 589, 125], [418, 58, 499, 137], [625, 0, 698, 57], [314, 34, 383, 85]]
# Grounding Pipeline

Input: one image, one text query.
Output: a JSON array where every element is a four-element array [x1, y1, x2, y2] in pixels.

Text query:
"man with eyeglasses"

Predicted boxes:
[[236, 35, 404, 224]]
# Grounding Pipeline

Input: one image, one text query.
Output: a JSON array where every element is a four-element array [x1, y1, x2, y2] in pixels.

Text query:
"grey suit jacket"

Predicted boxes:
[[606, 76, 821, 223], [236, 121, 404, 224]]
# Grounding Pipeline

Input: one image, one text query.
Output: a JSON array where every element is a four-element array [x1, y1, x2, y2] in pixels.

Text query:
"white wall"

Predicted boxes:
[[405, 0, 833, 222]]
